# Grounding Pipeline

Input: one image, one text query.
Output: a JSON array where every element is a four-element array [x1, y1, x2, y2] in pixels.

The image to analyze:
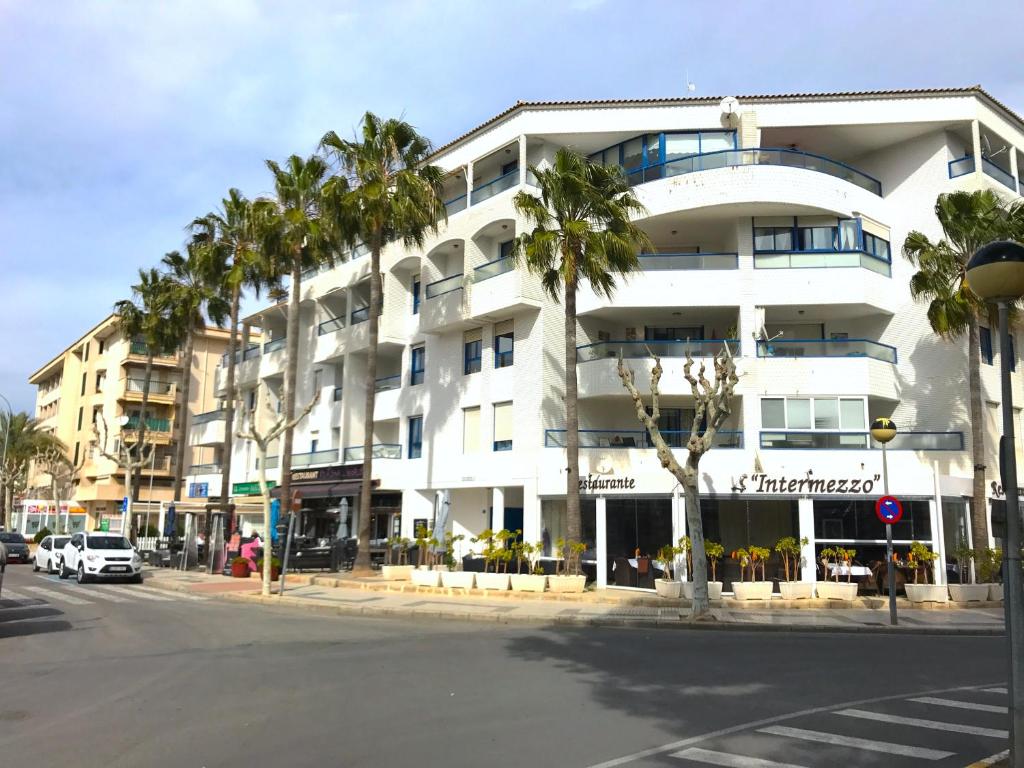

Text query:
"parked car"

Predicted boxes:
[[34, 535, 71, 574], [60, 532, 143, 584], [0, 532, 30, 564]]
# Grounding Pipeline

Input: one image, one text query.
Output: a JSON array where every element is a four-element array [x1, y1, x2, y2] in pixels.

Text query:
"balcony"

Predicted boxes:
[[189, 410, 226, 447], [121, 378, 177, 403], [473, 256, 515, 283], [762, 430, 964, 451], [425, 273, 464, 299], [125, 417, 171, 433], [125, 341, 179, 367], [375, 375, 401, 393], [470, 170, 518, 206], [351, 306, 369, 325], [343, 443, 402, 462], [982, 157, 1016, 190], [221, 344, 261, 367], [318, 317, 345, 335], [469, 259, 543, 319], [577, 340, 739, 398], [263, 337, 286, 354], [189, 463, 222, 475], [420, 274, 469, 332], [756, 338, 896, 364], [544, 429, 743, 449], [638, 252, 738, 270], [577, 339, 739, 363], [193, 409, 225, 425], [873, 432, 964, 451], [948, 155, 975, 179], [265, 449, 339, 470], [444, 194, 468, 217]]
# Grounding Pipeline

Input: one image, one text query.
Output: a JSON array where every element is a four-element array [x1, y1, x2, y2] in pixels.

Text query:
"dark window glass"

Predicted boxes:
[[981, 327, 994, 365], [495, 331, 514, 368], [499, 240, 514, 260], [813, 499, 932, 541], [408, 416, 423, 459], [501, 160, 518, 177], [410, 346, 425, 385], [464, 339, 482, 375], [412, 278, 421, 315], [753, 226, 794, 252], [799, 226, 838, 251]]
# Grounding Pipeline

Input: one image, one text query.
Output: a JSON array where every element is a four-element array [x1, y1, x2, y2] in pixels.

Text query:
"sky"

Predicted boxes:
[[1, 0, 1023, 413]]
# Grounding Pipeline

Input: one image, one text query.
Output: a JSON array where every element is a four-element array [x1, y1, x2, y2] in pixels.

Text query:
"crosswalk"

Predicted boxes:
[[0, 576, 206, 608], [624, 685, 1010, 768]]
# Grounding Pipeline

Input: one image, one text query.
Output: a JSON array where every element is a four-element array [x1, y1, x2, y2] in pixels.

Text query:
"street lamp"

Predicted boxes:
[[966, 239, 1024, 765], [870, 417, 898, 626], [0, 393, 13, 530]]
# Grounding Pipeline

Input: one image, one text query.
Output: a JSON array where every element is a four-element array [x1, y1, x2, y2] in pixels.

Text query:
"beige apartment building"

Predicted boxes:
[[21, 314, 229, 533]]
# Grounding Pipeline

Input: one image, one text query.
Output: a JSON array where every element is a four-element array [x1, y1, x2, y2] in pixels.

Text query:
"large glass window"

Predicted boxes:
[[700, 131, 735, 152], [621, 137, 644, 171], [814, 498, 932, 541], [664, 133, 700, 162], [464, 329, 482, 375], [499, 240, 514, 260], [408, 416, 423, 459], [494, 320, 514, 368], [786, 399, 811, 429], [761, 398, 786, 428], [699, 499, 799, 590], [839, 219, 859, 250], [607, 498, 674, 589], [981, 327, 993, 365], [754, 227, 794, 252], [863, 232, 891, 262], [410, 346, 425, 385], [411, 276, 421, 315], [813, 398, 839, 429], [493, 401, 513, 451], [799, 226, 838, 251]]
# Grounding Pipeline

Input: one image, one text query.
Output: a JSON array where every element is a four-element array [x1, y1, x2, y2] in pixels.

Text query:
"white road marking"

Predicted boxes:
[[0, 589, 35, 602], [670, 747, 807, 767], [835, 708, 1009, 738], [135, 584, 208, 601], [95, 584, 171, 602], [73, 586, 131, 603], [756, 725, 953, 760], [983, 687, 1008, 694], [909, 696, 1008, 714], [21, 585, 93, 605]]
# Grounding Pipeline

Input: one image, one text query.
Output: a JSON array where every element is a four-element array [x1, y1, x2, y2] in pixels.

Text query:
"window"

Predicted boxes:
[[760, 397, 868, 448], [310, 439, 319, 454], [499, 240, 514, 260], [98, 339, 105, 355], [981, 327, 994, 365], [73, 442, 80, 465], [81, 373, 87, 396], [95, 372, 103, 392], [247, 390, 257, 411], [494, 320, 514, 368], [501, 160, 518, 177], [863, 232, 891, 262], [463, 329, 482, 375], [753, 227, 794, 252], [463, 407, 480, 454], [798, 226, 838, 251], [408, 416, 423, 459], [77, 407, 83, 430], [412, 275, 421, 315], [188, 482, 209, 499], [493, 401, 513, 451], [83, 342, 89, 362], [410, 346, 425, 385]]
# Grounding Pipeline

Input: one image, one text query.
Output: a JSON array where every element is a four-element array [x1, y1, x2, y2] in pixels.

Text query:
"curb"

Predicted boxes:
[[963, 751, 1008, 767]]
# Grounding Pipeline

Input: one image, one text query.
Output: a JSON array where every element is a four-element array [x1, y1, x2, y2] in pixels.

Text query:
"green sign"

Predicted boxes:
[[233, 481, 275, 496], [99, 519, 110, 532]]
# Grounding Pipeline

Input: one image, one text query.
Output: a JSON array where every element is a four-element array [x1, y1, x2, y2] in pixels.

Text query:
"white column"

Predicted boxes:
[[466, 161, 474, 207], [521, 478, 540, 543], [491, 486, 505, 532], [157, 501, 166, 539], [798, 498, 816, 584], [932, 461, 947, 585], [1011, 149, 1019, 190], [595, 495, 607, 588], [971, 120, 983, 179], [672, 485, 686, 580], [518, 135, 527, 186]]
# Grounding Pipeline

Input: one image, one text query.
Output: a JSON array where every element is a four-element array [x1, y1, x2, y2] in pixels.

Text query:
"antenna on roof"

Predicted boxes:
[[685, 69, 697, 94]]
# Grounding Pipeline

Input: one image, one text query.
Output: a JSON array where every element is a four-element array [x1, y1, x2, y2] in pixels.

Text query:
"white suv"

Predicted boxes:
[[60, 532, 143, 584]]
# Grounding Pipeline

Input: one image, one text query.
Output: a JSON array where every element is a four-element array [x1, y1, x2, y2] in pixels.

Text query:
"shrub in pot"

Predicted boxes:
[[510, 541, 546, 592], [775, 536, 813, 599], [410, 525, 443, 587], [682, 540, 724, 600], [816, 547, 858, 600], [977, 547, 1003, 601], [654, 543, 682, 599], [548, 538, 587, 593], [230, 556, 251, 579], [472, 528, 515, 590], [947, 544, 988, 602], [381, 536, 414, 581], [440, 533, 475, 589], [904, 541, 947, 603], [731, 546, 773, 600], [256, 556, 282, 581]]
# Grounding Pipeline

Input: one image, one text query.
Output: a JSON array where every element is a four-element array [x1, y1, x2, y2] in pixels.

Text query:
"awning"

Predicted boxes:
[[269, 480, 371, 499]]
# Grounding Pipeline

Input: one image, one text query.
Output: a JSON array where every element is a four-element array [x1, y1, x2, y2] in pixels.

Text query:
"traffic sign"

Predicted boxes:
[[291, 489, 302, 513], [121, 496, 128, 513], [875, 495, 903, 524]]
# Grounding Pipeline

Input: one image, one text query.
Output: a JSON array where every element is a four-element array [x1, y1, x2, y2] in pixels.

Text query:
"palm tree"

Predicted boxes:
[[161, 245, 231, 501], [511, 148, 652, 543], [320, 112, 446, 573], [114, 268, 177, 522], [261, 155, 337, 516], [191, 189, 277, 515], [0, 412, 64, 527], [904, 189, 1016, 547]]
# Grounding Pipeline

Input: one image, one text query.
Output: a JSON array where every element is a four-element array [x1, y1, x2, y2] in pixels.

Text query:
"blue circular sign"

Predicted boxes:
[[875, 495, 903, 524]]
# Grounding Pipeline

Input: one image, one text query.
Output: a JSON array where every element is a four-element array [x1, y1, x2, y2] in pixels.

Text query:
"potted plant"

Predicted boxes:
[[440, 533, 475, 589], [510, 541, 546, 592], [816, 547, 858, 600], [904, 541, 947, 603], [411, 526, 443, 587], [381, 536, 414, 581], [947, 544, 987, 602], [682, 539, 724, 600], [775, 536, 812, 599], [978, 547, 1004, 601], [731, 546, 773, 600], [256, 556, 282, 581], [230, 556, 251, 579], [548, 539, 587, 593], [654, 543, 682, 598]]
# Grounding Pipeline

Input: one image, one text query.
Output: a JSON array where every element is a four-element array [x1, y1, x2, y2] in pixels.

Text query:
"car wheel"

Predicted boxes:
[[76, 562, 88, 584], [131, 573, 143, 584], [58, 558, 70, 579], [33, 558, 40, 572], [47, 559, 56, 575]]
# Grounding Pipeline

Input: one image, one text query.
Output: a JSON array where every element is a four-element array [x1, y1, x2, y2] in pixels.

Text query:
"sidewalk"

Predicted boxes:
[[144, 569, 1006, 634]]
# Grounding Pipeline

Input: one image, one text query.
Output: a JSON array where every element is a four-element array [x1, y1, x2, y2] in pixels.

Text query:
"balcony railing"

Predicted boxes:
[[577, 339, 740, 362], [125, 417, 171, 433], [332, 386, 343, 402], [444, 194, 467, 217], [948, 155, 975, 179], [263, 337, 286, 354], [754, 250, 890, 276], [343, 443, 402, 462], [192, 409, 225, 425], [760, 431, 869, 449], [125, 378, 175, 395], [871, 432, 964, 450], [189, 463, 222, 475], [470, 170, 519, 205], [623, 147, 882, 196], [982, 157, 1016, 190], [292, 449, 339, 467], [639, 252, 738, 270], [474, 256, 515, 282], [756, 338, 897, 364], [544, 429, 742, 449], [375, 375, 401, 392], [425, 273, 464, 299], [350, 304, 381, 324], [318, 317, 346, 335], [129, 341, 177, 359]]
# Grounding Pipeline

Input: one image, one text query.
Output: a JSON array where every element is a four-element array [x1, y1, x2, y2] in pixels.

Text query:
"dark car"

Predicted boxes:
[[0, 532, 30, 564]]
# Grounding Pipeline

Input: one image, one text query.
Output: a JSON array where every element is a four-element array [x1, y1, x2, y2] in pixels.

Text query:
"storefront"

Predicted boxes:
[[14, 500, 88, 535]]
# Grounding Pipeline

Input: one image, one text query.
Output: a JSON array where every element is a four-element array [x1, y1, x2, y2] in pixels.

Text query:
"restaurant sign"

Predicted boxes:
[[290, 464, 363, 484], [737, 472, 882, 495], [579, 474, 637, 492]]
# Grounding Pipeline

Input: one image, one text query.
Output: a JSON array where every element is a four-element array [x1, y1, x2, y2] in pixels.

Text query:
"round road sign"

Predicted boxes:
[[875, 495, 903, 524]]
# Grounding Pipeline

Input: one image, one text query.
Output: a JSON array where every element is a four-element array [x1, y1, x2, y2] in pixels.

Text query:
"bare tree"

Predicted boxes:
[[0, 458, 28, 528], [33, 446, 83, 534], [237, 386, 318, 596], [617, 344, 739, 619], [93, 413, 155, 537]]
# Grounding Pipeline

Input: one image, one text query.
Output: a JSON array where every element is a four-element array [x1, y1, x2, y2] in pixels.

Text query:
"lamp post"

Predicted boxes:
[[0, 393, 13, 529], [870, 417, 898, 626], [966, 239, 1024, 765]]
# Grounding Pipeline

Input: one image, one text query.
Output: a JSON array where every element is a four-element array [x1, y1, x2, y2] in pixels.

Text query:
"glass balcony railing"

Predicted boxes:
[[544, 429, 742, 449], [292, 449, 339, 467], [192, 409, 225, 425], [755, 250, 891, 276], [756, 338, 897, 364], [470, 169, 519, 205], [638, 252, 738, 270], [473, 257, 515, 282], [444, 194, 467, 217], [982, 157, 1016, 190], [318, 317, 345, 335], [871, 432, 964, 450], [343, 443, 402, 462], [125, 417, 171, 433], [948, 155, 975, 179], [265, 455, 279, 469], [263, 337, 286, 354], [243, 345, 261, 361], [425, 273, 464, 299], [351, 306, 369, 324], [125, 378, 175, 395], [760, 431, 869, 449], [577, 339, 739, 362], [189, 463, 222, 475], [375, 375, 401, 392]]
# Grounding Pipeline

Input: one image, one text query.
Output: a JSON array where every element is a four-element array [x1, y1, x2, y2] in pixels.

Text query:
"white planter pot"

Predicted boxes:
[[817, 581, 858, 601], [441, 571, 475, 589], [988, 583, 1004, 602], [510, 574, 547, 593], [682, 581, 723, 600], [948, 584, 990, 602], [905, 583, 949, 604], [732, 581, 774, 600], [381, 564, 414, 581], [411, 569, 442, 588], [476, 572, 511, 591], [655, 579, 682, 599], [778, 581, 814, 600], [547, 575, 586, 593]]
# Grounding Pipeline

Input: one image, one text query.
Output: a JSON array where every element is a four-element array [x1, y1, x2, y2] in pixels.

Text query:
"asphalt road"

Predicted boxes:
[[0, 565, 1009, 768]]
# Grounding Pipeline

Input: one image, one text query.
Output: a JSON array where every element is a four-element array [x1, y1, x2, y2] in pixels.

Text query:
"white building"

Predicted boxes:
[[188, 86, 1024, 590]]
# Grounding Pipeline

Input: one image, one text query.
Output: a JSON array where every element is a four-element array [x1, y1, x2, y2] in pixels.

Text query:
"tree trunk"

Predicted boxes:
[[564, 275, 581, 543], [683, 456, 711, 618], [172, 331, 195, 502], [278, 261, 302, 529], [355, 240, 383, 574], [257, 442, 273, 597], [132, 353, 154, 503], [967, 317, 990, 546], [220, 283, 241, 522]]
